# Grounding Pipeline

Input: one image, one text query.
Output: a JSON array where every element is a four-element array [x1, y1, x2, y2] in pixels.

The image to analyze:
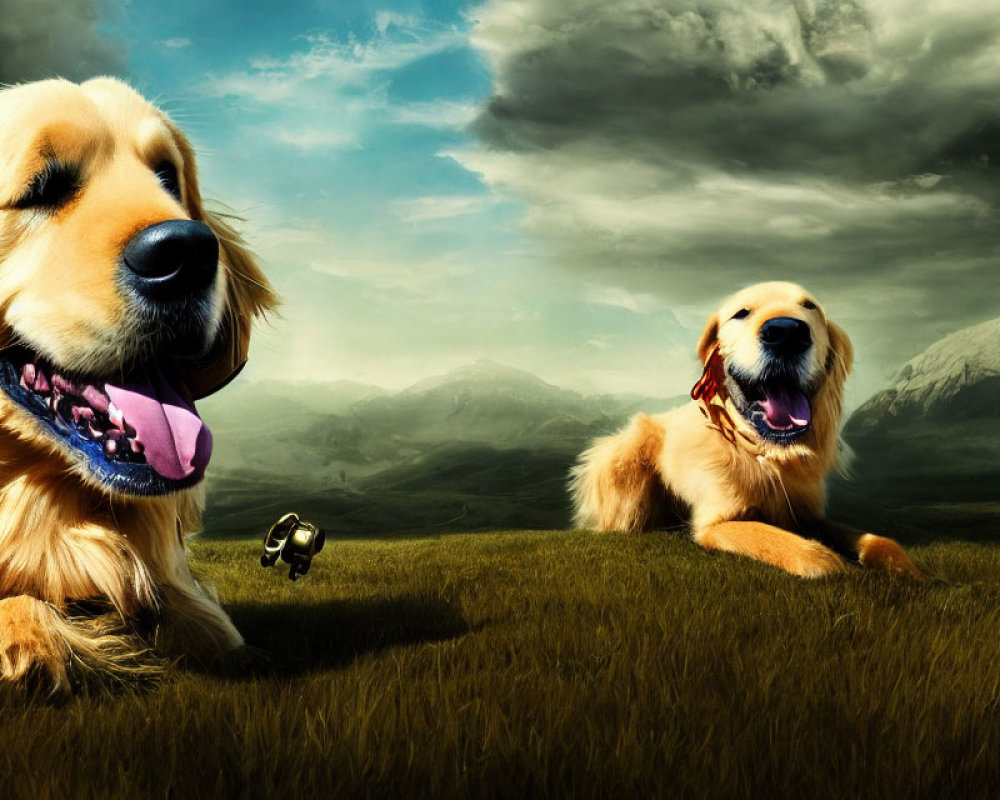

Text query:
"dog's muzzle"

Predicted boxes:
[[721, 316, 817, 444]]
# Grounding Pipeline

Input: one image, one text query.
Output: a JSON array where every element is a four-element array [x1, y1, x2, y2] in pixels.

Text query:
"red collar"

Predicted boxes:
[[691, 345, 726, 404], [690, 346, 758, 449]]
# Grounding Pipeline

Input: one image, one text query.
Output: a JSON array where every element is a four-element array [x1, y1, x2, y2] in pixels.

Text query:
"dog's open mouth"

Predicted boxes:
[[728, 372, 812, 444], [0, 346, 211, 495]]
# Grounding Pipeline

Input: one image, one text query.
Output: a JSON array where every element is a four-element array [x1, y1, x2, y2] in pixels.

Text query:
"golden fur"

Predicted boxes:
[[571, 281, 919, 578], [0, 78, 276, 688]]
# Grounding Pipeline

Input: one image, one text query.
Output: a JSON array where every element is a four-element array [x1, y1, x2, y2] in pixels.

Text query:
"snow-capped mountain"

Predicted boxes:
[[847, 317, 1000, 434], [832, 317, 1000, 531]]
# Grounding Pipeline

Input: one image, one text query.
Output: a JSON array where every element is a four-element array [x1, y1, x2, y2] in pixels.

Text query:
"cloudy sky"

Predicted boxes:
[[2, 0, 999, 403]]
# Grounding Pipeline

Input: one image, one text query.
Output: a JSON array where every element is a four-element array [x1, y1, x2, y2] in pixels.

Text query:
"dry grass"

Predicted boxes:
[[2, 530, 1000, 798]]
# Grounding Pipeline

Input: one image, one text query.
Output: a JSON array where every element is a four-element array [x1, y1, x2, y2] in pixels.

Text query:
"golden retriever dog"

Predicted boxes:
[[571, 281, 919, 578], [0, 78, 276, 688]]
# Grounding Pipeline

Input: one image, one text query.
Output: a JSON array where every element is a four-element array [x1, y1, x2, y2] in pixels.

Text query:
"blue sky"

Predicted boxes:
[[92, 0, 691, 396]]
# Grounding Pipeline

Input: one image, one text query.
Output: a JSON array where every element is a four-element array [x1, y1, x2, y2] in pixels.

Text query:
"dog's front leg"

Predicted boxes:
[[812, 521, 921, 578], [152, 578, 244, 664], [694, 520, 846, 578], [144, 538, 244, 665]]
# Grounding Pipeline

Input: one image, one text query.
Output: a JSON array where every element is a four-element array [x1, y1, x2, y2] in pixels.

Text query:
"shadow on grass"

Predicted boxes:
[[0, 595, 469, 704], [829, 482, 1000, 546], [212, 593, 471, 680]]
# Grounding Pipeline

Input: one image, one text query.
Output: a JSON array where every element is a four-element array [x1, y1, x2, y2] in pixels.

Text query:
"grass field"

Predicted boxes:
[[3, 529, 1000, 798]]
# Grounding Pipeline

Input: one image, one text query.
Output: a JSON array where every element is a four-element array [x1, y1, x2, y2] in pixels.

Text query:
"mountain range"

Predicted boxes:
[[198, 359, 683, 537], [197, 316, 1000, 541]]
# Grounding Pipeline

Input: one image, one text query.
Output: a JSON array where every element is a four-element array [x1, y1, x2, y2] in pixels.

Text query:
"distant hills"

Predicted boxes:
[[198, 359, 682, 537], [830, 317, 1000, 538], [199, 323, 1000, 542]]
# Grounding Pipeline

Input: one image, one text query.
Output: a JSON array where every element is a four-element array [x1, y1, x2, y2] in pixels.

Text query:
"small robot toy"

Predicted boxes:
[[260, 512, 325, 581]]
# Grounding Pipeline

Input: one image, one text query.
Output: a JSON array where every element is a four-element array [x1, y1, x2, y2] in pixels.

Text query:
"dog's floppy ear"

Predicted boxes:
[[825, 321, 854, 383], [813, 320, 854, 463], [165, 120, 279, 399], [696, 314, 719, 363]]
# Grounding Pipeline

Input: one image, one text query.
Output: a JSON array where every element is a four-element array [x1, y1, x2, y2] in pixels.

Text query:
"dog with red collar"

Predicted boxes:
[[571, 281, 919, 579]]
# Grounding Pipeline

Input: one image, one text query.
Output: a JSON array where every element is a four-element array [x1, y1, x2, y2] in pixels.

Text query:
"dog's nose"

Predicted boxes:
[[759, 317, 811, 355], [122, 220, 218, 301]]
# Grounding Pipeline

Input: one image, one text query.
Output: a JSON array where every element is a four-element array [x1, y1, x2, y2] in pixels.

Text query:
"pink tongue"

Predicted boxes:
[[761, 386, 811, 430], [104, 366, 212, 481]]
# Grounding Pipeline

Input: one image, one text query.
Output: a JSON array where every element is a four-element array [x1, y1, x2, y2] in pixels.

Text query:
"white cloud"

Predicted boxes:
[[374, 11, 420, 35], [391, 99, 478, 129], [159, 37, 192, 49], [251, 222, 471, 294], [268, 126, 357, 151], [199, 16, 471, 152], [453, 145, 987, 253], [585, 286, 664, 315], [392, 194, 494, 223], [203, 25, 465, 105]]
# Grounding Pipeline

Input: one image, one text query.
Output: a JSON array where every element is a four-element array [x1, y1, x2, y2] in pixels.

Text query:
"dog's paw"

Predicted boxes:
[[0, 596, 72, 687], [0, 596, 158, 692], [788, 541, 847, 579], [857, 534, 922, 579]]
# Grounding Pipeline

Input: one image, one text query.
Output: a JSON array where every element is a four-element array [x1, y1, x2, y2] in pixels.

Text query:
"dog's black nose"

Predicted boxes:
[[759, 317, 811, 355], [122, 220, 218, 301]]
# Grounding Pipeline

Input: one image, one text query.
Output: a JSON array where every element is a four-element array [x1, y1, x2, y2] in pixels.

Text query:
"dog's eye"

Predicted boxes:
[[801, 299, 818, 310], [731, 308, 751, 320], [13, 161, 81, 211], [155, 160, 181, 199]]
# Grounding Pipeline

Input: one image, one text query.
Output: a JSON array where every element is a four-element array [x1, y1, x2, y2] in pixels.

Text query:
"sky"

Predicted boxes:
[[2, 0, 999, 404]]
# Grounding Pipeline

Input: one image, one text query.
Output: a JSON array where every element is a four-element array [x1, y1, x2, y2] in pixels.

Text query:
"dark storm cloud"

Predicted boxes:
[[472, 0, 1000, 183], [0, 0, 125, 84], [461, 0, 1000, 382]]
